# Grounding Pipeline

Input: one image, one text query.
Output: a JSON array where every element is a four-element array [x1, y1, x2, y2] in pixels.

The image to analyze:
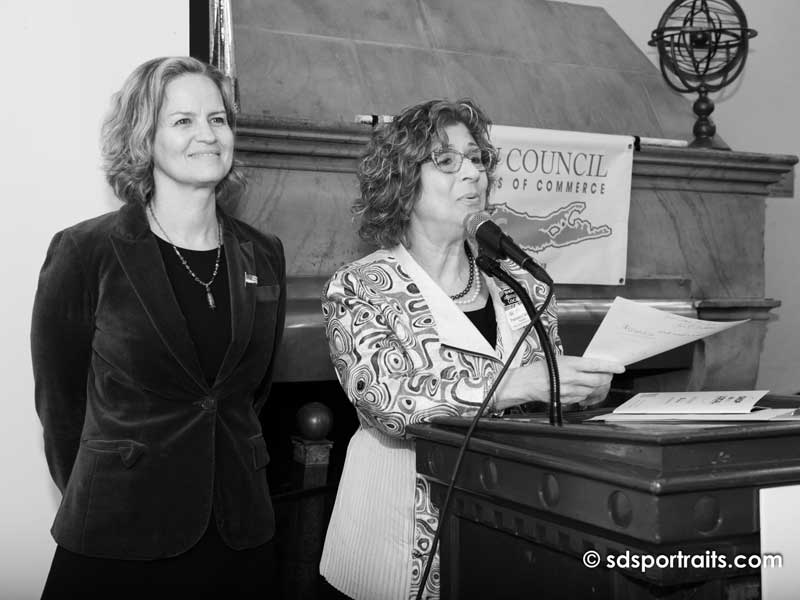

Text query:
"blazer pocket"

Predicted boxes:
[[82, 439, 147, 469], [250, 434, 270, 470], [255, 284, 280, 302]]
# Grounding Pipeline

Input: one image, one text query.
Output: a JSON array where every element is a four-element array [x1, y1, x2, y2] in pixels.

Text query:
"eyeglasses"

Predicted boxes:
[[425, 148, 496, 174]]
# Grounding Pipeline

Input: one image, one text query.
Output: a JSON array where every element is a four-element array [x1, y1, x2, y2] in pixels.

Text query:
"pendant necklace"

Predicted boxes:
[[148, 204, 222, 310]]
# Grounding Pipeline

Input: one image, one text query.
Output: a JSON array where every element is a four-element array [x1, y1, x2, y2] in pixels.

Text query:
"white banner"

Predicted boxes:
[[488, 125, 634, 285]]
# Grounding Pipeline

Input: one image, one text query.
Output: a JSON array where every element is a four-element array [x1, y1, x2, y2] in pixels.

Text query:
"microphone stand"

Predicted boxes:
[[414, 255, 557, 600], [475, 255, 562, 426]]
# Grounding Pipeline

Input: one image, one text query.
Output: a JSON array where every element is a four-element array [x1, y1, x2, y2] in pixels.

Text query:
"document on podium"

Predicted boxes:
[[583, 296, 748, 366], [587, 390, 800, 422]]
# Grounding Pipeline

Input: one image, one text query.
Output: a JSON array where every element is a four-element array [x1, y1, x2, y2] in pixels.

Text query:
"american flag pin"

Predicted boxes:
[[244, 273, 259, 286]]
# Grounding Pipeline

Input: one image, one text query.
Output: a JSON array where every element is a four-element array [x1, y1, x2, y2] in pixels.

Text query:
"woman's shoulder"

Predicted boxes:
[[323, 247, 404, 296], [328, 247, 401, 280], [51, 207, 126, 249]]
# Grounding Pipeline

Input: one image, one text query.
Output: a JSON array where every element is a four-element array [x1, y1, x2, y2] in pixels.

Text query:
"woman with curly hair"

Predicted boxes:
[[32, 56, 285, 597], [319, 99, 623, 599]]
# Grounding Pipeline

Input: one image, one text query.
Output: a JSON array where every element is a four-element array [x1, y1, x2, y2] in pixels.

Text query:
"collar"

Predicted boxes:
[[391, 243, 499, 359]]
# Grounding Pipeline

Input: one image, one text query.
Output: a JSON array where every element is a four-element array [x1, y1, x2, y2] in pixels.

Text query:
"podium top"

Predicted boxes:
[[408, 394, 800, 495]]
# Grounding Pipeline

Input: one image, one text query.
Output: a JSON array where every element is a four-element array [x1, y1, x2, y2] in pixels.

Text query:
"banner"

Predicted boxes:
[[488, 125, 634, 285]]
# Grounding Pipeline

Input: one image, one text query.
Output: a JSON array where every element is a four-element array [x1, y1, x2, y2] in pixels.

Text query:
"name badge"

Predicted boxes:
[[500, 288, 530, 331]]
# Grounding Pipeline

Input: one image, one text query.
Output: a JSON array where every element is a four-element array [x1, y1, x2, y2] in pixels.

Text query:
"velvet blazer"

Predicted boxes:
[[31, 202, 286, 560]]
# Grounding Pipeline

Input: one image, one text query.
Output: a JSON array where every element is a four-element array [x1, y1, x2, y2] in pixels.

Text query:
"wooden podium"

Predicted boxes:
[[408, 399, 800, 600]]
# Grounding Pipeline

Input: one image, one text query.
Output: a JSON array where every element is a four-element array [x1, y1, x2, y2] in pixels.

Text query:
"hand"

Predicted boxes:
[[495, 355, 624, 411], [556, 355, 625, 407]]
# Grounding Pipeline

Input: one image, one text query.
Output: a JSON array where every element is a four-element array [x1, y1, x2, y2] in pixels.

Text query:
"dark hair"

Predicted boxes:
[[101, 56, 245, 205], [354, 98, 497, 248]]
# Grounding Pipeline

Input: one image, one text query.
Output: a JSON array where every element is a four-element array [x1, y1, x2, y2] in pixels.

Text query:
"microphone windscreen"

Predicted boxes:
[[463, 211, 492, 239]]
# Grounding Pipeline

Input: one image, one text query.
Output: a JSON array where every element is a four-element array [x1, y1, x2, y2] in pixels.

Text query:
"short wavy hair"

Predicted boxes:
[[354, 98, 497, 248], [101, 56, 245, 205]]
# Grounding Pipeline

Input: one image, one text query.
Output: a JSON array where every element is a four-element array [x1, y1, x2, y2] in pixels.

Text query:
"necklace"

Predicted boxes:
[[453, 266, 482, 306], [450, 242, 482, 305], [148, 204, 223, 310]]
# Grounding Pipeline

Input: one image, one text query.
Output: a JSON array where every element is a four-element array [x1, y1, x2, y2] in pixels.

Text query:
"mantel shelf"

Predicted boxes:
[[235, 116, 797, 195]]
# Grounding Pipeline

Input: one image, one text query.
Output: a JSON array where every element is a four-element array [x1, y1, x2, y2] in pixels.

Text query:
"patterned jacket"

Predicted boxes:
[[320, 243, 562, 600], [322, 243, 562, 436]]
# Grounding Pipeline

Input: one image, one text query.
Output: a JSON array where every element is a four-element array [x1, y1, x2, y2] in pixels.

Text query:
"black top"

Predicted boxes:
[[464, 296, 497, 348], [156, 236, 231, 385]]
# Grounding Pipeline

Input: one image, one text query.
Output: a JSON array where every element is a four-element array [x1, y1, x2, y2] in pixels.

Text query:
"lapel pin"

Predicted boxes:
[[244, 273, 259, 286]]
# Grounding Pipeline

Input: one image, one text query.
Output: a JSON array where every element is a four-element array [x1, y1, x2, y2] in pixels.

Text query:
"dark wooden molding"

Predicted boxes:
[[633, 145, 798, 195], [413, 419, 800, 495], [235, 116, 798, 195], [189, 0, 210, 63], [767, 167, 795, 197], [286, 275, 777, 320], [272, 275, 778, 382], [236, 116, 369, 173], [696, 297, 781, 321]]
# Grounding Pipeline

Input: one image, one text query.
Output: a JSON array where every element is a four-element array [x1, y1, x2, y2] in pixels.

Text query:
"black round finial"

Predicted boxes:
[[295, 401, 333, 441]]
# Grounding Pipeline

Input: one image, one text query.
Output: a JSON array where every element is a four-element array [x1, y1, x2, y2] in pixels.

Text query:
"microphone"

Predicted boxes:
[[464, 212, 554, 286]]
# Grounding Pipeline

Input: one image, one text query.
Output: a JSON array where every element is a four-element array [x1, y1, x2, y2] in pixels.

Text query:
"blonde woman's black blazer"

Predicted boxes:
[[31, 202, 286, 559]]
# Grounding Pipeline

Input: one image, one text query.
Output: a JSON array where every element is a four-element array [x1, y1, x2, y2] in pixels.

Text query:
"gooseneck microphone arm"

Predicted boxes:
[[415, 255, 561, 600], [414, 263, 540, 600], [464, 211, 561, 424], [475, 255, 562, 427]]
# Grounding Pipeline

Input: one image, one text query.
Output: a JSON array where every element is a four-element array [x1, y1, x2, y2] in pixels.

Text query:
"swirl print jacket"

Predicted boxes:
[[319, 243, 561, 600]]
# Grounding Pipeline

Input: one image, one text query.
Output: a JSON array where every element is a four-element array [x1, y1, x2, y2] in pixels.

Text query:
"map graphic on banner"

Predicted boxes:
[[488, 125, 634, 285]]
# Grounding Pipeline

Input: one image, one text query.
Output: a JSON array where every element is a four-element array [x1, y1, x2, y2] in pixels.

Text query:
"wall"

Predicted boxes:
[[0, 2, 187, 596], [232, 0, 690, 135], [567, 0, 800, 393]]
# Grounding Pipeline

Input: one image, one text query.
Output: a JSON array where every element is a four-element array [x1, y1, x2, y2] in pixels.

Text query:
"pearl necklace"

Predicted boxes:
[[451, 243, 482, 306]]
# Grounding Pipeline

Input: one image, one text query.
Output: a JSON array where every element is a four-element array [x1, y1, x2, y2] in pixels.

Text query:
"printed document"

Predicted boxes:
[[584, 296, 747, 365], [586, 391, 800, 422]]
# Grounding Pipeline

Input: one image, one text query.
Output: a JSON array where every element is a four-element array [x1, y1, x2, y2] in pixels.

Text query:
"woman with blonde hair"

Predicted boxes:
[[32, 56, 285, 596]]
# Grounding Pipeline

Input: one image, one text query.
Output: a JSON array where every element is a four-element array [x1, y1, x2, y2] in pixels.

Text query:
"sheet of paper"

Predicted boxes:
[[588, 407, 794, 422], [613, 391, 769, 414], [583, 297, 748, 365]]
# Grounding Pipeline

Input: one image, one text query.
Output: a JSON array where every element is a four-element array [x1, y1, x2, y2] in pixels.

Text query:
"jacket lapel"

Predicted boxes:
[[110, 203, 207, 391], [392, 244, 498, 359], [213, 215, 255, 387]]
